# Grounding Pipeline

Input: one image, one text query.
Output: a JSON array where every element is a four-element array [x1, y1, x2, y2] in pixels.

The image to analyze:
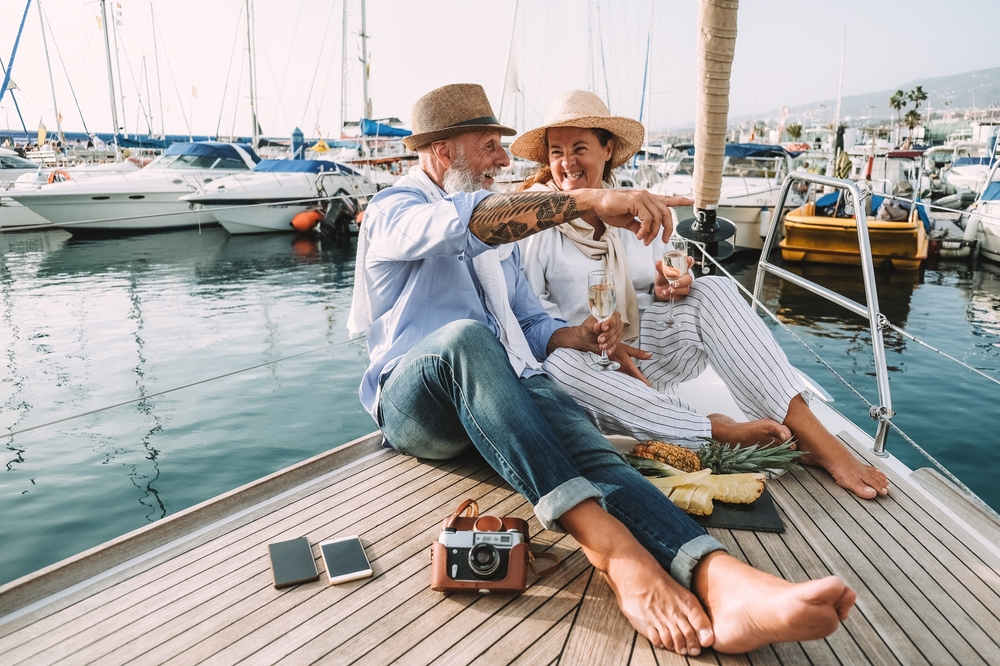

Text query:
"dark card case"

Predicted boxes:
[[268, 537, 320, 588]]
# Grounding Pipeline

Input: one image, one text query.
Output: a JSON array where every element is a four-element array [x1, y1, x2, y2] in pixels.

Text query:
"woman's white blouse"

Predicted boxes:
[[518, 229, 668, 326]]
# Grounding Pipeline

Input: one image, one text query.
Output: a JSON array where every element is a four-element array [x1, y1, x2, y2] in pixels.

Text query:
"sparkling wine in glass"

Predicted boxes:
[[587, 270, 620, 371], [661, 238, 689, 328]]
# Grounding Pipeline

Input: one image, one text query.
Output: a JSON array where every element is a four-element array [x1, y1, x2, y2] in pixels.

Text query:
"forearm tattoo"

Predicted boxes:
[[469, 192, 582, 244]]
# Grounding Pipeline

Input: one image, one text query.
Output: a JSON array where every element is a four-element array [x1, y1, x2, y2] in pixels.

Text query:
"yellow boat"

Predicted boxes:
[[779, 200, 929, 270]]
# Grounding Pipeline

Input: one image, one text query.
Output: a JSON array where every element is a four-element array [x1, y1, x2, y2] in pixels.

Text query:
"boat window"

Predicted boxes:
[[213, 157, 250, 170], [0, 155, 39, 169], [956, 146, 988, 159], [673, 157, 695, 175], [167, 155, 222, 169], [145, 155, 179, 170], [723, 157, 780, 178]]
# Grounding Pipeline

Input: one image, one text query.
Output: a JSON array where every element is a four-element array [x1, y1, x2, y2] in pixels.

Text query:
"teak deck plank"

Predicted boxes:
[[3, 430, 1000, 666]]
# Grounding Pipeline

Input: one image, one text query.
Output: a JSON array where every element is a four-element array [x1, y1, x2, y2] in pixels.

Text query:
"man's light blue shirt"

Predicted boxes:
[[358, 183, 570, 418]]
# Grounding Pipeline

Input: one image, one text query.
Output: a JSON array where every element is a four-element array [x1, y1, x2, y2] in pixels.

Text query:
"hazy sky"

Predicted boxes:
[[2, 0, 999, 139]]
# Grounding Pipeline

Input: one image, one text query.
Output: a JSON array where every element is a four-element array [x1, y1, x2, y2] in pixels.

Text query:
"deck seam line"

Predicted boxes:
[[0, 448, 392, 627]]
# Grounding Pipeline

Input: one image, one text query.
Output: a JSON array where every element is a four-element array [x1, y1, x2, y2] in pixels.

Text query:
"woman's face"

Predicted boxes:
[[546, 126, 613, 191]]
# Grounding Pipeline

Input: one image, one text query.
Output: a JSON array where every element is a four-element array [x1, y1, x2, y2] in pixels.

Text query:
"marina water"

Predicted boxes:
[[2, 228, 999, 586]]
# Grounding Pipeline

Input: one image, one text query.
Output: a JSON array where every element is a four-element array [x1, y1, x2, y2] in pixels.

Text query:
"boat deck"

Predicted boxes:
[[2, 427, 1000, 665]]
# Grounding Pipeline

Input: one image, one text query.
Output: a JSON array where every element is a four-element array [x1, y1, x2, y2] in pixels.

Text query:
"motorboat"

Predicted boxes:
[[961, 159, 1000, 263], [779, 191, 929, 270], [647, 143, 804, 250], [8, 142, 259, 235], [1, 148, 141, 230], [180, 159, 377, 235]]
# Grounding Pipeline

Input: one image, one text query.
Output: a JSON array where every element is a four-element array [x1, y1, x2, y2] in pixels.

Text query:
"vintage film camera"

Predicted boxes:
[[431, 499, 531, 593]]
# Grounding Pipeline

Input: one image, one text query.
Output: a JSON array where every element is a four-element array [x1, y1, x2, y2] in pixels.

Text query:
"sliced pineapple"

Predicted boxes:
[[648, 468, 712, 490], [665, 484, 714, 516], [703, 472, 766, 504]]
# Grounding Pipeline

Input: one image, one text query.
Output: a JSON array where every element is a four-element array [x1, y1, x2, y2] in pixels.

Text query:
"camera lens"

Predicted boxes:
[[468, 543, 500, 577]]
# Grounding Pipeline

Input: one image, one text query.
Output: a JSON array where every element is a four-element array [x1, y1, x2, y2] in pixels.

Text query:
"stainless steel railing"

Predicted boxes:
[[753, 173, 895, 456]]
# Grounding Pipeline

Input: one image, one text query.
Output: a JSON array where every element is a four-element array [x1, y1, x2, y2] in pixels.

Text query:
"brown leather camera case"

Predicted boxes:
[[430, 499, 530, 593]]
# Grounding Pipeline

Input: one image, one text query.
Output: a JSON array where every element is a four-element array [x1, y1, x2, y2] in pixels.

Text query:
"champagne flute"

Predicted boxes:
[[661, 238, 689, 329], [587, 270, 620, 371]]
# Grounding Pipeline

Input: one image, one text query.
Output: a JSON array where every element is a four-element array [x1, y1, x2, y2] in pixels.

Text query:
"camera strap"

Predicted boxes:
[[444, 499, 561, 578]]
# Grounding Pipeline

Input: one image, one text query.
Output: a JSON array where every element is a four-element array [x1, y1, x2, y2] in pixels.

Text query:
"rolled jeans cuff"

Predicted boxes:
[[670, 533, 727, 589], [534, 476, 603, 532]]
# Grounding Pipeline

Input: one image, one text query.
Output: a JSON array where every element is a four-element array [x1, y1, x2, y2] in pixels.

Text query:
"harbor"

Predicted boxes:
[[3, 0, 1000, 662]]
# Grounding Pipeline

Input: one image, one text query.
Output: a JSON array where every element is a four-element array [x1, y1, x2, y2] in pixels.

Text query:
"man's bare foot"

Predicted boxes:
[[693, 552, 856, 654], [708, 413, 791, 448], [560, 500, 714, 655], [783, 395, 890, 499]]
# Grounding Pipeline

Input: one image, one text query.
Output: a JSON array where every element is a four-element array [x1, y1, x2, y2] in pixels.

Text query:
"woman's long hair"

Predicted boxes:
[[520, 128, 616, 191]]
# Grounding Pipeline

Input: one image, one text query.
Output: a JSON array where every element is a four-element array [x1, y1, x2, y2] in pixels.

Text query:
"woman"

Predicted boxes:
[[512, 90, 889, 500]]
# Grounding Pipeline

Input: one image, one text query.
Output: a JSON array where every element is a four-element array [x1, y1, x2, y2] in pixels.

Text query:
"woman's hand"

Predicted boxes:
[[610, 343, 653, 386], [653, 256, 695, 301]]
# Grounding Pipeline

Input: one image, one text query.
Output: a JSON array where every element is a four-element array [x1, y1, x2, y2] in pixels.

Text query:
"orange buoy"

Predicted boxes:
[[291, 209, 323, 232], [47, 169, 71, 184]]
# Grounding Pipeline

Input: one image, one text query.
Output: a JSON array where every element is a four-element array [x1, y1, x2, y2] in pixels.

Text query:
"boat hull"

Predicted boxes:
[[779, 203, 928, 270], [0, 198, 53, 229], [13, 191, 218, 234], [214, 201, 319, 234]]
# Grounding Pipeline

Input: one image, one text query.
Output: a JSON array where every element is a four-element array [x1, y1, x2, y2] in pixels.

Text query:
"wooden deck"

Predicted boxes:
[[2, 428, 1000, 665]]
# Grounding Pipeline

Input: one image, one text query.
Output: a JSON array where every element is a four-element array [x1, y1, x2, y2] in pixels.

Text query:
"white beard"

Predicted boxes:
[[442, 145, 499, 194]]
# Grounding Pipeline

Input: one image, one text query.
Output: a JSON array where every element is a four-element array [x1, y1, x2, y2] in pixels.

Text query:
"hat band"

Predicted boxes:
[[450, 115, 501, 128]]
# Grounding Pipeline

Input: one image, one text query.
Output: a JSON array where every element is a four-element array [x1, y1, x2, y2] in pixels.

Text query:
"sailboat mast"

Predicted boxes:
[[498, 0, 518, 125], [109, 3, 127, 135], [151, 4, 165, 139], [834, 27, 845, 131], [340, 0, 348, 136], [36, 0, 64, 147], [360, 0, 370, 120], [99, 0, 121, 158], [246, 0, 259, 147]]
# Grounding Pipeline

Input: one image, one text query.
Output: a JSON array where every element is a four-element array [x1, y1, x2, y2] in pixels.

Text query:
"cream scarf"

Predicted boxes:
[[527, 181, 640, 340]]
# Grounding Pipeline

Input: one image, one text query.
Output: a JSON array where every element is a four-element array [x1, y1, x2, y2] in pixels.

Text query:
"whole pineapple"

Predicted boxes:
[[630, 438, 803, 475]]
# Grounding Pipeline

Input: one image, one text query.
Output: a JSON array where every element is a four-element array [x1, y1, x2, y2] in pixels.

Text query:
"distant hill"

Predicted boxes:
[[673, 66, 1000, 132]]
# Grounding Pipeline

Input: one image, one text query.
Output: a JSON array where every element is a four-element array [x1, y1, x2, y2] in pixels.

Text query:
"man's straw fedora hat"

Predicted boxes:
[[403, 83, 515, 151], [510, 90, 644, 169]]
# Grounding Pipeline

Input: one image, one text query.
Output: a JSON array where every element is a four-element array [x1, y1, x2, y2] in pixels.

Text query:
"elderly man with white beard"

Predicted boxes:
[[348, 83, 856, 656]]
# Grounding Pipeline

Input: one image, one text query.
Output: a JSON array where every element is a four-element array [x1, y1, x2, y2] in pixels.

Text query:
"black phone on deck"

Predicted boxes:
[[319, 536, 374, 584], [268, 537, 320, 589]]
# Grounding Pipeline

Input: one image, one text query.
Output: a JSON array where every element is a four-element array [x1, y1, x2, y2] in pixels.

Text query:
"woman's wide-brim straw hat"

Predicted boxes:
[[403, 83, 516, 151], [510, 90, 645, 169]]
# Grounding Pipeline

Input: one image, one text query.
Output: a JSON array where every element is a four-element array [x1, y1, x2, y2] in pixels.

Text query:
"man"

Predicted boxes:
[[349, 83, 855, 655]]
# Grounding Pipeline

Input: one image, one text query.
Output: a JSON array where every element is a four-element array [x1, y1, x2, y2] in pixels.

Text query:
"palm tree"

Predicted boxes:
[[908, 86, 928, 111], [785, 123, 802, 141], [905, 109, 922, 141], [889, 90, 907, 127]]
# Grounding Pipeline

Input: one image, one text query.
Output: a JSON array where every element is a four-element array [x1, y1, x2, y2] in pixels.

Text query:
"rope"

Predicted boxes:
[[696, 245, 997, 512], [1, 337, 360, 441]]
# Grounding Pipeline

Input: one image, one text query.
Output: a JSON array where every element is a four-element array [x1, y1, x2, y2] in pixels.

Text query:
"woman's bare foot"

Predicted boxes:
[[693, 552, 856, 654], [560, 500, 714, 655], [708, 413, 791, 448], [783, 395, 890, 499]]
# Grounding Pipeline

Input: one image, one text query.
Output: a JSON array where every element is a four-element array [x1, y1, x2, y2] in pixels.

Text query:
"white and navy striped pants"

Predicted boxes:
[[542, 276, 807, 449]]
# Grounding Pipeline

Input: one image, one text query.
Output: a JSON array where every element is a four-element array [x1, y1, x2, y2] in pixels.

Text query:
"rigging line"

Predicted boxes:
[[275, 0, 306, 124], [299, 0, 340, 131], [214, 1, 246, 138], [1, 337, 360, 441], [883, 321, 1000, 388], [700, 249, 991, 506], [39, 1, 91, 135], [152, 18, 192, 139]]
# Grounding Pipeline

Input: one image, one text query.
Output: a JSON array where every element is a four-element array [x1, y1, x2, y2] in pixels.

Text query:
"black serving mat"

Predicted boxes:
[[692, 487, 784, 533]]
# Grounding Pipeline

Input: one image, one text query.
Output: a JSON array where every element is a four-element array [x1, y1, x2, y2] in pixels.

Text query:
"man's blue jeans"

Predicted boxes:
[[377, 320, 724, 588]]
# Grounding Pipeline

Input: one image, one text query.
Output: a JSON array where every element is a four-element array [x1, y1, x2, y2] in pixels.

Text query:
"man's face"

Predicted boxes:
[[441, 130, 511, 193]]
